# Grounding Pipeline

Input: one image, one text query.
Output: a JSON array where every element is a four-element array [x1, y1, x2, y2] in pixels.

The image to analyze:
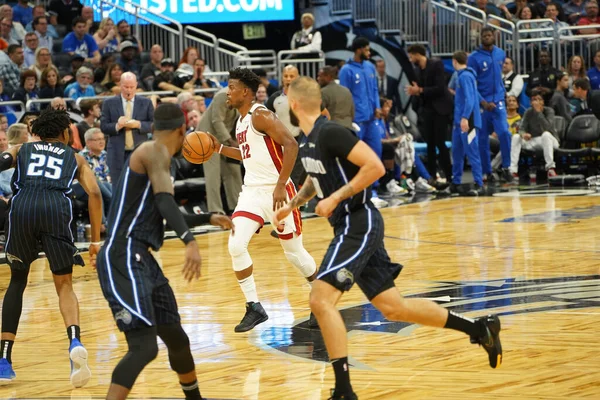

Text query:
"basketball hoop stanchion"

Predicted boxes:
[[586, 176, 600, 189]]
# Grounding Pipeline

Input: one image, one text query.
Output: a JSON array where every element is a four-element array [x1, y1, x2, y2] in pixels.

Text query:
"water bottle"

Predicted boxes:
[[76, 221, 85, 243], [529, 169, 537, 185]]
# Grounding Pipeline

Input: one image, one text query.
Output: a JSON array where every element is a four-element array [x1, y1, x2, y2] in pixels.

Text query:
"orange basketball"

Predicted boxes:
[[182, 131, 214, 164]]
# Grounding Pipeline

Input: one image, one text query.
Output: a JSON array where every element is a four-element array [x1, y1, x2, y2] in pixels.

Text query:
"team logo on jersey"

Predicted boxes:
[[260, 275, 600, 366], [115, 308, 133, 325]]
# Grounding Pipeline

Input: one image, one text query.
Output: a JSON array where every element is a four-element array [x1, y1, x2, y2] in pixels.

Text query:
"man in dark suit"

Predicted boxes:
[[375, 59, 400, 114], [100, 72, 154, 184], [405, 44, 453, 183]]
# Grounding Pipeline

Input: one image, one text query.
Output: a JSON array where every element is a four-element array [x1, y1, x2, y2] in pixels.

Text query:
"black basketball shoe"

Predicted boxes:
[[328, 389, 358, 399], [234, 302, 268, 332], [470, 314, 502, 368]]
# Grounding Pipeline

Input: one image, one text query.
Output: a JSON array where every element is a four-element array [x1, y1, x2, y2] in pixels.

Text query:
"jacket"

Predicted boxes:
[[468, 45, 506, 103], [454, 67, 482, 130], [339, 59, 380, 123]]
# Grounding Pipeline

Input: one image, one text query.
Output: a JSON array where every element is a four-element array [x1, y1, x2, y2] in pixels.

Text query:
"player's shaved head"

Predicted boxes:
[[288, 76, 321, 113]]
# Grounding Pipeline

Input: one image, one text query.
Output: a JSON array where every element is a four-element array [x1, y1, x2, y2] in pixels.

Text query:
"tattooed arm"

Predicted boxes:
[[288, 177, 317, 209]]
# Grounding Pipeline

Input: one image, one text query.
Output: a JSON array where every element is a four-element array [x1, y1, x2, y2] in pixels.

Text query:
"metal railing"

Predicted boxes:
[[331, 0, 352, 15], [352, 0, 376, 24], [277, 50, 325, 83], [235, 50, 278, 76], [94, 0, 184, 61], [183, 26, 219, 72], [430, 0, 460, 57], [514, 19, 556, 74], [217, 39, 248, 74], [556, 25, 600, 71]]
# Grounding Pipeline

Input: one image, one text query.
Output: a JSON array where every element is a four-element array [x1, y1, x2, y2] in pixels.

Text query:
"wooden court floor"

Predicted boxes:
[[1, 191, 600, 399]]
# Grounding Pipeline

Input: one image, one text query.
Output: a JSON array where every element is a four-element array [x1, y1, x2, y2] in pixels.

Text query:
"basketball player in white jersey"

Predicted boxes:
[[207, 68, 317, 332]]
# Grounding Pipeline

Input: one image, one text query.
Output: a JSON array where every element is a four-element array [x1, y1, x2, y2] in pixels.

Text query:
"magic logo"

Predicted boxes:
[[260, 275, 600, 364]]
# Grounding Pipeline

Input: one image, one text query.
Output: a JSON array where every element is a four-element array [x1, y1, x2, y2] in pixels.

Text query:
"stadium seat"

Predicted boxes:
[[172, 157, 206, 203], [52, 39, 63, 54], [555, 115, 599, 159]]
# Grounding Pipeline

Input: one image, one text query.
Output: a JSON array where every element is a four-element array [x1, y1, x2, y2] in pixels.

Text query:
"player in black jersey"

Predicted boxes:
[[0, 108, 103, 387], [275, 77, 503, 400], [96, 104, 233, 400]]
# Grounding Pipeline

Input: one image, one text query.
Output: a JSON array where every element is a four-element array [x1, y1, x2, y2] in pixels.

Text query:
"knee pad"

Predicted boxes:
[[228, 220, 257, 272], [157, 324, 195, 375], [280, 235, 317, 278]]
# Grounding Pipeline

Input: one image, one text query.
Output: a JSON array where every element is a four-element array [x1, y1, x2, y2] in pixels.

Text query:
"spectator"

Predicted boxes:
[[0, 44, 24, 97], [0, 114, 8, 131], [567, 55, 587, 95], [474, 0, 502, 17], [407, 43, 453, 185], [550, 72, 573, 124], [527, 50, 561, 103], [183, 58, 218, 98], [46, 10, 60, 38], [0, 123, 28, 197], [60, 54, 85, 87], [195, 96, 206, 116], [48, 0, 83, 31], [587, 49, 600, 89], [468, 27, 514, 182], [0, 129, 6, 152], [81, 6, 96, 35], [254, 68, 278, 96], [506, 95, 522, 135], [116, 19, 142, 52], [577, 1, 600, 33], [178, 46, 199, 70], [99, 63, 123, 95], [22, 32, 39, 68], [256, 84, 268, 105], [564, 0, 586, 23], [140, 44, 163, 90], [93, 17, 119, 56], [64, 66, 95, 100], [76, 99, 101, 141], [62, 17, 100, 66], [116, 40, 139, 76], [317, 66, 355, 130], [509, 91, 559, 178], [196, 88, 242, 214], [375, 98, 408, 195], [502, 56, 525, 98], [93, 52, 116, 83], [572, 77, 600, 118], [187, 109, 201, 130], [540, 2, 571, 46], [100, 72, 153, 183], [12, 70, 39, 110], [30, 47, 53, 81], [535, 0, 567, 22], [38, 65, 64, 101], [12, 0, 33, 27], [290, 12, 322, 52], [152, 58, 184, 92], [0, 18, 18, 45], [375, 59, 400, 113], [266, 65, 301, 138], [0, 6, 26, 43], [26, 7, 57, 39], [32, 16, 53, 53], [177, 91, 198, 125]]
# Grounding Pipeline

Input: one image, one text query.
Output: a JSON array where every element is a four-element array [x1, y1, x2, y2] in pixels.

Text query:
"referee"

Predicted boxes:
[[275, 77, 503, 399]]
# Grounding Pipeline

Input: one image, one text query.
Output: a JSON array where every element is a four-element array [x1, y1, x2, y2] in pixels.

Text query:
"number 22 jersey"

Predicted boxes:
[[235, 103, 289, 187]]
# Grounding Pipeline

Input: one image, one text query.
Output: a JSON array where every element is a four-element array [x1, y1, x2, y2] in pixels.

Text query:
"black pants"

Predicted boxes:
[[419, 108, 452, 180]]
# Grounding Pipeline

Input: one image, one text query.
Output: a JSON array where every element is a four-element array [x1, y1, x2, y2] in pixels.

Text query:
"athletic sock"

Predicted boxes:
[[180, 379, 202, 400], [67, 325, 81, 343], [444, 311, 483, 337], [238, 275, 259, 303], [0, 340, 14, 363], [331, 356, 353, 395]]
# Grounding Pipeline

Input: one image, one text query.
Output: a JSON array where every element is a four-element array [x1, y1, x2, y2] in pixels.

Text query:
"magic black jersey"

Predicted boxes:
[[299, 116, 371, 226]]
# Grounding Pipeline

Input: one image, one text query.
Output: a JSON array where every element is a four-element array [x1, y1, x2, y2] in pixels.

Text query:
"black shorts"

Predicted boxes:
[[5, 191, 83, 274], [96, 238, 180, 332], [382, 142, 396, 161], [317, 204, 403, 300]]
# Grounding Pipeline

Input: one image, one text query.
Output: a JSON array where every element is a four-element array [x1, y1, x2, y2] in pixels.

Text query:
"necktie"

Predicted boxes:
[[125, 100, 134, 150], [379, 78, 385, 95]]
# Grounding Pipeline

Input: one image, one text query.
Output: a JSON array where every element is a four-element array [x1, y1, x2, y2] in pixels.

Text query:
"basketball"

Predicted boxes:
[[182, 131, 215, 164]]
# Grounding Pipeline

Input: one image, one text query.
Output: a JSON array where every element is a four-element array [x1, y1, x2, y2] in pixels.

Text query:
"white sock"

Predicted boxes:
[[238, 274, 259, 303]]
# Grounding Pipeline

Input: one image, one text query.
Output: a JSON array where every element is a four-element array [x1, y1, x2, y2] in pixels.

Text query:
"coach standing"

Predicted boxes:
[[339, 37, 386, 205], [468, 27, 513, 183], [451, 51, 484, 196], [405, 44, 453, 184]]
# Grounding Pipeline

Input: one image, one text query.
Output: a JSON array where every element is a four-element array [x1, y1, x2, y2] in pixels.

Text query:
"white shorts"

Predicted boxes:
[[232, 182, 302, 239]]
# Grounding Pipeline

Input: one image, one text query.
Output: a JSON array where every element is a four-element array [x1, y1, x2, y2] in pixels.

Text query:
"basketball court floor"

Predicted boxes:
[[1, 186, 600, 399]]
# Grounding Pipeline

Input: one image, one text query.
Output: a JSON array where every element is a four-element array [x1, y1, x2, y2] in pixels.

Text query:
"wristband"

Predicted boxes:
[[90, 242, 102, 246], [218, 144, 223, 154]]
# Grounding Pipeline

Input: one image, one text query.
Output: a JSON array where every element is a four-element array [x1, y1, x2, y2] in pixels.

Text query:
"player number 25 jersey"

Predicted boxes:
[[235, 103, 286, 187]]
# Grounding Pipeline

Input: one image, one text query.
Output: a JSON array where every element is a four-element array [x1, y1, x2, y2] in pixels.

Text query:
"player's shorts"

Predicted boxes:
[[96, 238, 180, 332], [317, 203, 403, 300], [232, 182, 302, 240], [5, 190, 83, 274]]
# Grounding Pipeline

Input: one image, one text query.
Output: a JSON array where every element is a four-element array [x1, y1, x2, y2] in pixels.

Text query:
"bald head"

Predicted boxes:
[[51, 97, 67, 109], [282, 64, 299, 91], [288, 76, 322, 114], [120, 72, 137, 100]]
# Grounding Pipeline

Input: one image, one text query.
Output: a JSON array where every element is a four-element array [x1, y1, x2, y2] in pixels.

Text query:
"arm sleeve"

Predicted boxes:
[[318, 124, 360, 159], [154, 192, 195, 244], [183, 211, 214, 226]]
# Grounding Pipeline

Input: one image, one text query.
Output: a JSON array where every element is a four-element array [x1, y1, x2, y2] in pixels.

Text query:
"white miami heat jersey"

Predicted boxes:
[[236, 103, 286, 187]]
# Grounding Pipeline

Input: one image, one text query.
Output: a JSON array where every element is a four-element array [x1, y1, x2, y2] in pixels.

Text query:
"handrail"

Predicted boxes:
[[277, 50, 325, 82], [26, 98, 76, 110], [184, 26, 219, 70], [0, 101, 26, 110]]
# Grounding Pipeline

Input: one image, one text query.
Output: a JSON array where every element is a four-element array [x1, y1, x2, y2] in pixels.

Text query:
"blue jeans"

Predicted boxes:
[[480, 100, 511, 173], [452, 125, 483, 186], [72, 180, 112, 223]]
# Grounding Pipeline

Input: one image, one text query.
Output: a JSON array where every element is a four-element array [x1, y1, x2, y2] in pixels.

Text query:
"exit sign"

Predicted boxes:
[[243, 23, 266, 40]]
